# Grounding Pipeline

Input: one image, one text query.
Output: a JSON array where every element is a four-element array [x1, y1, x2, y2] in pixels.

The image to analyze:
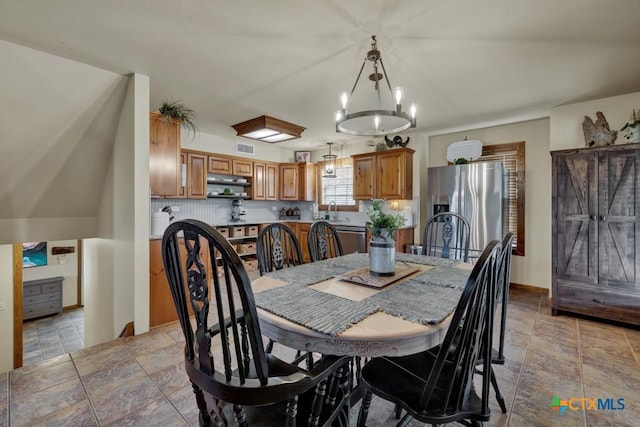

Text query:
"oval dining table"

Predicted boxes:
[[251, 252, 473, 358]]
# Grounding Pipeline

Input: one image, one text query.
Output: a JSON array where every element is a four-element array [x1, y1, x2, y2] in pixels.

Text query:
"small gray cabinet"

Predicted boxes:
[[23, 276, 63, 320]]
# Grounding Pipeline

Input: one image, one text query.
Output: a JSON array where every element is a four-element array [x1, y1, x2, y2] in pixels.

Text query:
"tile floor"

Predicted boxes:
[[1, 288, 639, 426], [22, 308, 85, 366]]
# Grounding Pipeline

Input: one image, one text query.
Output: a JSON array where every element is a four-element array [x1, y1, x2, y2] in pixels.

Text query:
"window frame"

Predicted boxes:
[[472, 141, 525, 256], [317, 157, 359, 212]]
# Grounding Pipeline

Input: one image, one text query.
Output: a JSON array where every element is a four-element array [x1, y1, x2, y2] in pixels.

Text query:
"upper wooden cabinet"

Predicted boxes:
[[208, 155, 232, 174], [299, 163, 317, 202], [352, 148, 414, 200], [149, 112, 180, 197], [185, 151, 207, 199], [279, 164, 300, 201], [233, 159, 253, 177], [279, 163, 317, 201], [253, 162, 279, 201]]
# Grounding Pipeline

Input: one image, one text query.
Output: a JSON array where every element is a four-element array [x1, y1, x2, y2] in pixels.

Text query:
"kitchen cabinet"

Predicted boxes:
[[233, 159, 253, 177], [208, 155, 232, 174], [253, 162, 279, 201], [279, 164, 300, 201], [279, 163, 316, 201], [167, 152, 187, 198], [149, 112, 180, 197], [299, 163, 317, 202], [552, 144, 640, 326], [352, 148, 414, 200], [298, 222, 312, 263], [186, 151, 207, 199], [150, 237, 212, 327]]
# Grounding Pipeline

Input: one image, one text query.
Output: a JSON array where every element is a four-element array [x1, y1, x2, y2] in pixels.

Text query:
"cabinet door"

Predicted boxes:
[[280, 164, 299, 201], [208, 155, 232, 174], [299, 163, 316, 202], [253, 162, 266, 200], [598, 149, 640, 289], [353, 155, 376, 200], [149, 113, 180, 197], [233, 159, 253, 177], [187, 152, 207, 199], [556, 153, 598, 284], [298, 222, 311, 263], [377, 150, 412, 199], [266, 163, 279, 200], [395, 228, 415, 253]]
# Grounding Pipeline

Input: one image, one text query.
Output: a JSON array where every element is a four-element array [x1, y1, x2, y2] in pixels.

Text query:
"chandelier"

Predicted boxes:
[[322, 142, 337, 178], [335, 35, 416, 136]]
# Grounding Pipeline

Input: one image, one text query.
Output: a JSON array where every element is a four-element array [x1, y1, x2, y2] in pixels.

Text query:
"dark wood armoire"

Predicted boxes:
[[552, 144, 640, 325]]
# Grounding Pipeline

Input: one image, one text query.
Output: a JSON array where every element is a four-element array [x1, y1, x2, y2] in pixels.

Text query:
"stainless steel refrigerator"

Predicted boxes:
[[426, 162, 507, 260]]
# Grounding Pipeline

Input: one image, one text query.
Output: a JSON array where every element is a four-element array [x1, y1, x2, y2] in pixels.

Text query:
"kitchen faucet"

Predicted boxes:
[[328, 201, 338, 221]]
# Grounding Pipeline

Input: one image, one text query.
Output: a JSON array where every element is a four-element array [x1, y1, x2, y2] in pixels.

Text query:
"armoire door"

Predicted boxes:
[[597, 149, 640, 289], [556, 152, 599, 284]]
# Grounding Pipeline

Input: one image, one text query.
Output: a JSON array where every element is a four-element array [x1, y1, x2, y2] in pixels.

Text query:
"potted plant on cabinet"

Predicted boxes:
[[158, 99, 197, 136], [366, 199, 406, 276]]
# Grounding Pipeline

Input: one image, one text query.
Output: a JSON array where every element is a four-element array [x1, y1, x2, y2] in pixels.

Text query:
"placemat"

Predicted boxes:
[[364, 266, 470, 325], [254, 284, 378, 336]]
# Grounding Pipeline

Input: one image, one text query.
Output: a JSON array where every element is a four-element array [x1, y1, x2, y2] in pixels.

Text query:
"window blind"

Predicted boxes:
[[319, 158, 356, 207]]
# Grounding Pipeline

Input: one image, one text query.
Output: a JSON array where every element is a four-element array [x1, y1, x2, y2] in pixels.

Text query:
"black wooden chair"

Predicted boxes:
[[307, 221, 344, 262], [422, 211, 471, 262], [256, 223, 304, 275], [162, 219, 351, 426], [356, 239, 501, 427]]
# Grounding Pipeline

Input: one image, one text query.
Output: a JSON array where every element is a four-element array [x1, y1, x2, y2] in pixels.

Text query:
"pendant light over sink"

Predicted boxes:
[[322, 142, 337, 178]]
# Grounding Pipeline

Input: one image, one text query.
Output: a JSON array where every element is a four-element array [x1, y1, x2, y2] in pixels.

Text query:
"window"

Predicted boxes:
[[318, 158, 358, 211], [472, 141, 525, 256]]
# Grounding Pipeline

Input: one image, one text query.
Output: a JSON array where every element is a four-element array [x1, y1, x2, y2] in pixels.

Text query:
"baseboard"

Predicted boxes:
[[119, 322, 135, 338], [509, 282, 549, 294], [63, 304, 82, 312]]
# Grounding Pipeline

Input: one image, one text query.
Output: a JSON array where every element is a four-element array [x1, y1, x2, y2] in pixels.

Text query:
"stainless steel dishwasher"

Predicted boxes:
[[334, 224, 367, 254]]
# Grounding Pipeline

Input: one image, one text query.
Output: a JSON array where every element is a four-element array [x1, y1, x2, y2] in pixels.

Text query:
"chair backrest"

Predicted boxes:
[[307, 221, 344, 262], [420, 239, 501, 417], [496, 232, 515, 361], [422, 212, 471, 262], [256, 223, 304, 275], [162, 219, 270, 389]]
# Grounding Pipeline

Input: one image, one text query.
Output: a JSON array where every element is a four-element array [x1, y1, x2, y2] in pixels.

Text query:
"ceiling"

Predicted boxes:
[[2, 0, 640, 151]]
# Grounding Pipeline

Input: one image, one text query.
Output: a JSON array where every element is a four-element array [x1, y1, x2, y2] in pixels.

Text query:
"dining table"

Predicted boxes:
[[251, 252, 473, 359]]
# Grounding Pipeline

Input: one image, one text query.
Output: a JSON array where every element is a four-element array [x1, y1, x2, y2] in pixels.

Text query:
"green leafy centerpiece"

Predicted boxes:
[[366, 199, 406, 276]]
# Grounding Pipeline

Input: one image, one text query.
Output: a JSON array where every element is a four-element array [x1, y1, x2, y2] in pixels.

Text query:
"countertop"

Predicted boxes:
[[150, 219, 415, 240]]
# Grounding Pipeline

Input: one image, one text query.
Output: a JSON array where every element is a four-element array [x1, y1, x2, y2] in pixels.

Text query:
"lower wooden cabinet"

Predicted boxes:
[[365, 227, 415, 253], [298, 222, 312, 263]]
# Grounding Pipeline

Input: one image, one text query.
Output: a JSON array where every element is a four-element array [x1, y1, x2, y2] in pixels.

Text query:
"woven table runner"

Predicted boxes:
[[254, 284, 378, 336]]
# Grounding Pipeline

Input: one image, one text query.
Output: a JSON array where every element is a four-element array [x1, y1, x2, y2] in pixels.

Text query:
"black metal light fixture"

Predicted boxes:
[[335, 35, 416, 136], [322, 142, 337, 178]]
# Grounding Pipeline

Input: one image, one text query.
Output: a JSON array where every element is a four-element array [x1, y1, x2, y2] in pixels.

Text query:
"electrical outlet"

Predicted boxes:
[[0, 302, 5, 311], [171, 206, 180, 212]]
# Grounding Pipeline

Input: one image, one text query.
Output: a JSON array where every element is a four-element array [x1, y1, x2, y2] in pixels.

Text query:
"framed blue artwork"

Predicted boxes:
[[23, 242, 47, 268]]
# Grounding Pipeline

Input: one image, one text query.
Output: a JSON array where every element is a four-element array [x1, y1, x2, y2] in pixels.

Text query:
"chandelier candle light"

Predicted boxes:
[[336, 35, 417, 136]]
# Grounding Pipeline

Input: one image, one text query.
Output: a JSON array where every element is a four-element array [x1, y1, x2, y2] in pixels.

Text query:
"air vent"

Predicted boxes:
[[236, 142, 255, 155]]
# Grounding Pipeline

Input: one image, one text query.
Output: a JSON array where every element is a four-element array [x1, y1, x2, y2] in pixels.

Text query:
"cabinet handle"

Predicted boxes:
[[589, 215, 596, 221], [592, 298, 604, 304], [599, 216, 607, 222]]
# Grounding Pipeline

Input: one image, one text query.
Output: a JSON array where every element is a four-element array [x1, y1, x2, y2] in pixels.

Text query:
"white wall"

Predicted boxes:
[[22, 240, 79, 307], [0, 245, 13, 373], [428, 119, 551, 289], [550, 91, 640, 150], [84, 73, 150, 347]]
